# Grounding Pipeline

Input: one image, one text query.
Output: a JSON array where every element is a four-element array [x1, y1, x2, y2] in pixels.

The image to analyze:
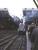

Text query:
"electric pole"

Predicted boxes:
[[33, 0, 38, 26], [33, 0, 38, 8]]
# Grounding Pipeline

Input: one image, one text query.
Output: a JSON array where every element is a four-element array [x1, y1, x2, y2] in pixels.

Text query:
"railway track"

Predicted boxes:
[[6, 35, 27, 50], [0, 30, 17, 39], [3, 35, 19, 50], [17, 36, 24, 50], [0, 30, 27, 50], [20, 36, 27, 50], [0, 35, 18, 46], [0, 30, 17, 49]]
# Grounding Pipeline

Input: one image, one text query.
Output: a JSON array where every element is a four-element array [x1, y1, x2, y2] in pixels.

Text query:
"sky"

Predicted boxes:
[[0, 0, 37, 19]]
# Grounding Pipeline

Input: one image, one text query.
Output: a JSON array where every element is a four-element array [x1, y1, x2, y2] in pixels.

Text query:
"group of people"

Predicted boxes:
[[28, 21, 38, 50], [17, 19, 38, 50]]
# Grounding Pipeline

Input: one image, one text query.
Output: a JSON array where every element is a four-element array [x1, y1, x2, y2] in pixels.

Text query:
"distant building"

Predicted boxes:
[[23, 8, 38, 17], [0, 8, 10, 17], [23, 8, 38, 24]]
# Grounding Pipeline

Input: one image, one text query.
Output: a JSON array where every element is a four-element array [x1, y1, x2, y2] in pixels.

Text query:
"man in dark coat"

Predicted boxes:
[[31, 27, 38, 50], [28, 23, 35, 39]]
